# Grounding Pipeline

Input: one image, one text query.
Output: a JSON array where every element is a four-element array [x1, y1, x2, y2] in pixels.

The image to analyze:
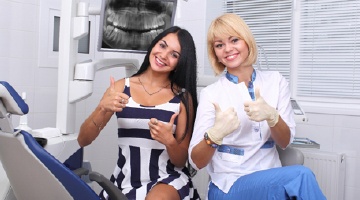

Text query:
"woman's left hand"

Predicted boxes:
[[244, 88, 279, 127], [148, 113, 179, 145]]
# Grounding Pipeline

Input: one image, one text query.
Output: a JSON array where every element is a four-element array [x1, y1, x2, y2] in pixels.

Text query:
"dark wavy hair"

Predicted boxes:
[[132, 26, 198, 142]]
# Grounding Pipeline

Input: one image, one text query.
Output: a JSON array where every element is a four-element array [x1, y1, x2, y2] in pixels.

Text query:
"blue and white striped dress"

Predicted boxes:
[[100, 78, 200, 200]]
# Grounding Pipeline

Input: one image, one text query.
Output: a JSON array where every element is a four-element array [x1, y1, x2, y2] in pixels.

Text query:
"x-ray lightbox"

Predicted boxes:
[[98, 0, 178, 54]]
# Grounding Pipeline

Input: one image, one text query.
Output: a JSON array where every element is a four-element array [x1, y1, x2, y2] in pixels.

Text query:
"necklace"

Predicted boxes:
[[138, 77, 170, 96]]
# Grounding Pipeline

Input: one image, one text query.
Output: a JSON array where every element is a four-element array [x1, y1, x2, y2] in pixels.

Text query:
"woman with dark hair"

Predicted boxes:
[[78, 26, 200, 200]]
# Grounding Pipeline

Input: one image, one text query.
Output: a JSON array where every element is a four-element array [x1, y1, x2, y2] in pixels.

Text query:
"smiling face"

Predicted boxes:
[[149, 33, 181, 72], [213, 35, 250, 70], [102, 0, 174, 51]]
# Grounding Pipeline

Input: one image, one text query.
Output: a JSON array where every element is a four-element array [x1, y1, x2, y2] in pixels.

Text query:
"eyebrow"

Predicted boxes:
[[213, 38, 224, 43], [161, 39, 181, 56], [161, 39, 168, 47], [214, 36, 236, 43]]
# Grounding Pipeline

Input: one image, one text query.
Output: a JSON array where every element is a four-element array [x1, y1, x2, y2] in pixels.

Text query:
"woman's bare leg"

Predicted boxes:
[[146, 183, 180, 200]]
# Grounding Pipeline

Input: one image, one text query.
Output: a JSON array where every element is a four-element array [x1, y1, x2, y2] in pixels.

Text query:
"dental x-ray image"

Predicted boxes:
[[98, 0, 177, 53]]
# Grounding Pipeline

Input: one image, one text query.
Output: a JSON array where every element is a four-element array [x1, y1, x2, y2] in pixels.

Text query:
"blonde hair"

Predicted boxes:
[[207, 13, 258, 75]]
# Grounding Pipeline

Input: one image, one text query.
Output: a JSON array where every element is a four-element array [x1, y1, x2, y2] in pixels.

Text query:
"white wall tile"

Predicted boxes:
[[0, 57, 10, 81], [343, 157, 359, 188], [205, 0, 223, 21], [0, 1, 38, 31], [175, 0, 206, 21], [295, 123, 334, 151], [9, 0, 39, 5], [0, 1, 11, 29], [33, 86, 57, 113], [333, 115, 360, 129], [0, 30, 11, 57], [34, 67, 58, 87], [184, 20, 207, 44], [7, 58, 36, 87], [344, 186, 359, 200], [194, 40, 205, 74], [333, 127, 360, 158], [31, 112, 57, 129], [305, 113, 335, 126], [203, 46, 213, 75], [1, 30, 38, 59]]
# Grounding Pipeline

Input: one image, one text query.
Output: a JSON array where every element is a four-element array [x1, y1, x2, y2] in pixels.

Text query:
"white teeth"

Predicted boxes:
[[156, 58, 165, 65], [227, 55, 236, 59], [107, 8, 167, 31]]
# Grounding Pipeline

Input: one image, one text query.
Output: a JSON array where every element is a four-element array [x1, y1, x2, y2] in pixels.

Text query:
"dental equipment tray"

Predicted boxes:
[[291, 137, 320, 149]]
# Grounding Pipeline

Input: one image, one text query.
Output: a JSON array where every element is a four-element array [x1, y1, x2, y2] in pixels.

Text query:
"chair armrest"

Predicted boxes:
[[277, 145, 304, 166], [89, 171, 128, 200], [72, 167, 89, 177]]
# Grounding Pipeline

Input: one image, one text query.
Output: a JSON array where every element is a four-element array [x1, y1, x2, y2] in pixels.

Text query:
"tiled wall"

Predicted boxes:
[[1, 0, 359, 199], [295, 113, 360, 200]]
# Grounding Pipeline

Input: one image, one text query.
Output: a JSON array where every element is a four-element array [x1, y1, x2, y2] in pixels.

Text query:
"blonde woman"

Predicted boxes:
[[189, 13, 325, 200]]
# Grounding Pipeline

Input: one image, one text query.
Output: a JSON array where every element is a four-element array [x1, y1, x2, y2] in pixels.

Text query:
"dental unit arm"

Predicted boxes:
[[70, 58, 139, 104], [14, 0, 138, 167], [55, 0, 138, 135]]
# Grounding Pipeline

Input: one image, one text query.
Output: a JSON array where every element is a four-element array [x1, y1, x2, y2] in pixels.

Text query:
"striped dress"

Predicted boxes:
[[100, 78, 200, 200]]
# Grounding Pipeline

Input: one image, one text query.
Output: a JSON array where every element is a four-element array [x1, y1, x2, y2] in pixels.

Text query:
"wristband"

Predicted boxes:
[[204, 132, 219, 148], [92, 118, 103, 131]]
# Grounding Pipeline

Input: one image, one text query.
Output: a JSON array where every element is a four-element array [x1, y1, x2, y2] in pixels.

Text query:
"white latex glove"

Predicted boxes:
[[207, 103, 241, 145], [244, 88, 279, 127]]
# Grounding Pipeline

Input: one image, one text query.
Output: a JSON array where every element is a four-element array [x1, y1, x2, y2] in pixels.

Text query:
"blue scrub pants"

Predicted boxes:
[[208, 165, 326, 200]]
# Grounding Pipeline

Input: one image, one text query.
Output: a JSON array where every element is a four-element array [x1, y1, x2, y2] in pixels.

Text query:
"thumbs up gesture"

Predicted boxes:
[[206, 103, 240, 145], [243, 88, 279, 127], [148, 113, 179, 145], [99, 77, 129, 112]]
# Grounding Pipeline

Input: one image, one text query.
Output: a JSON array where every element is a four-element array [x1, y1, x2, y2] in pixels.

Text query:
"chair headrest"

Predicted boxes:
[[0, 81, 29, 115]]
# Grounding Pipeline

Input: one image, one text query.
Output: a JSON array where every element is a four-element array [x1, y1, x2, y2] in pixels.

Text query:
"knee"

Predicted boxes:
[[146, 192, 179, 200], [297, 165, 313, 174], [145, 192, 161, 200], [290, 165, 316, 178], [145, 184, 180, 200]]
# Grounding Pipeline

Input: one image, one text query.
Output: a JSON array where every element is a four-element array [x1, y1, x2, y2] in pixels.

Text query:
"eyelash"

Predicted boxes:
[[214, 38, 240, 48], [160, 43, 166, 49], [232, 38, 239, 43], [159, 43, 179, 59]]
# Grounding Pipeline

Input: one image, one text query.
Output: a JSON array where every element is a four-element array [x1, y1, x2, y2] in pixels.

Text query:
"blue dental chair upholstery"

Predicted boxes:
[[0, 81, 127, 200]]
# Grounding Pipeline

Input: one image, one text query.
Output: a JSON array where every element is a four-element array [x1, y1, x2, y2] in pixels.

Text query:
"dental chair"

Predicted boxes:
[[277, 144, 304, 166], [0, 81, 127, 200]]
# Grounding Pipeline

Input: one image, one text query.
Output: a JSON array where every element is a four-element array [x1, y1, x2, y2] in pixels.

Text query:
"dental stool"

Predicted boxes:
[[0, 81, 127, 200], [277, 144, 304, 166]]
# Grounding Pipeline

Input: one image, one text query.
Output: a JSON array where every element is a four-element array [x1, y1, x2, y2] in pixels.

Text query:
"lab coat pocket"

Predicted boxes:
[[216, 145, 244, 163], [212, 146, 246, 173], [219, 152, 244, 163]]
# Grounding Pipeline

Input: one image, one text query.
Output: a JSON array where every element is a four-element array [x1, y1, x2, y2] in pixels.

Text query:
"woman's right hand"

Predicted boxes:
[[206, 103, 240, 145], [99, 77, 129, 113]]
